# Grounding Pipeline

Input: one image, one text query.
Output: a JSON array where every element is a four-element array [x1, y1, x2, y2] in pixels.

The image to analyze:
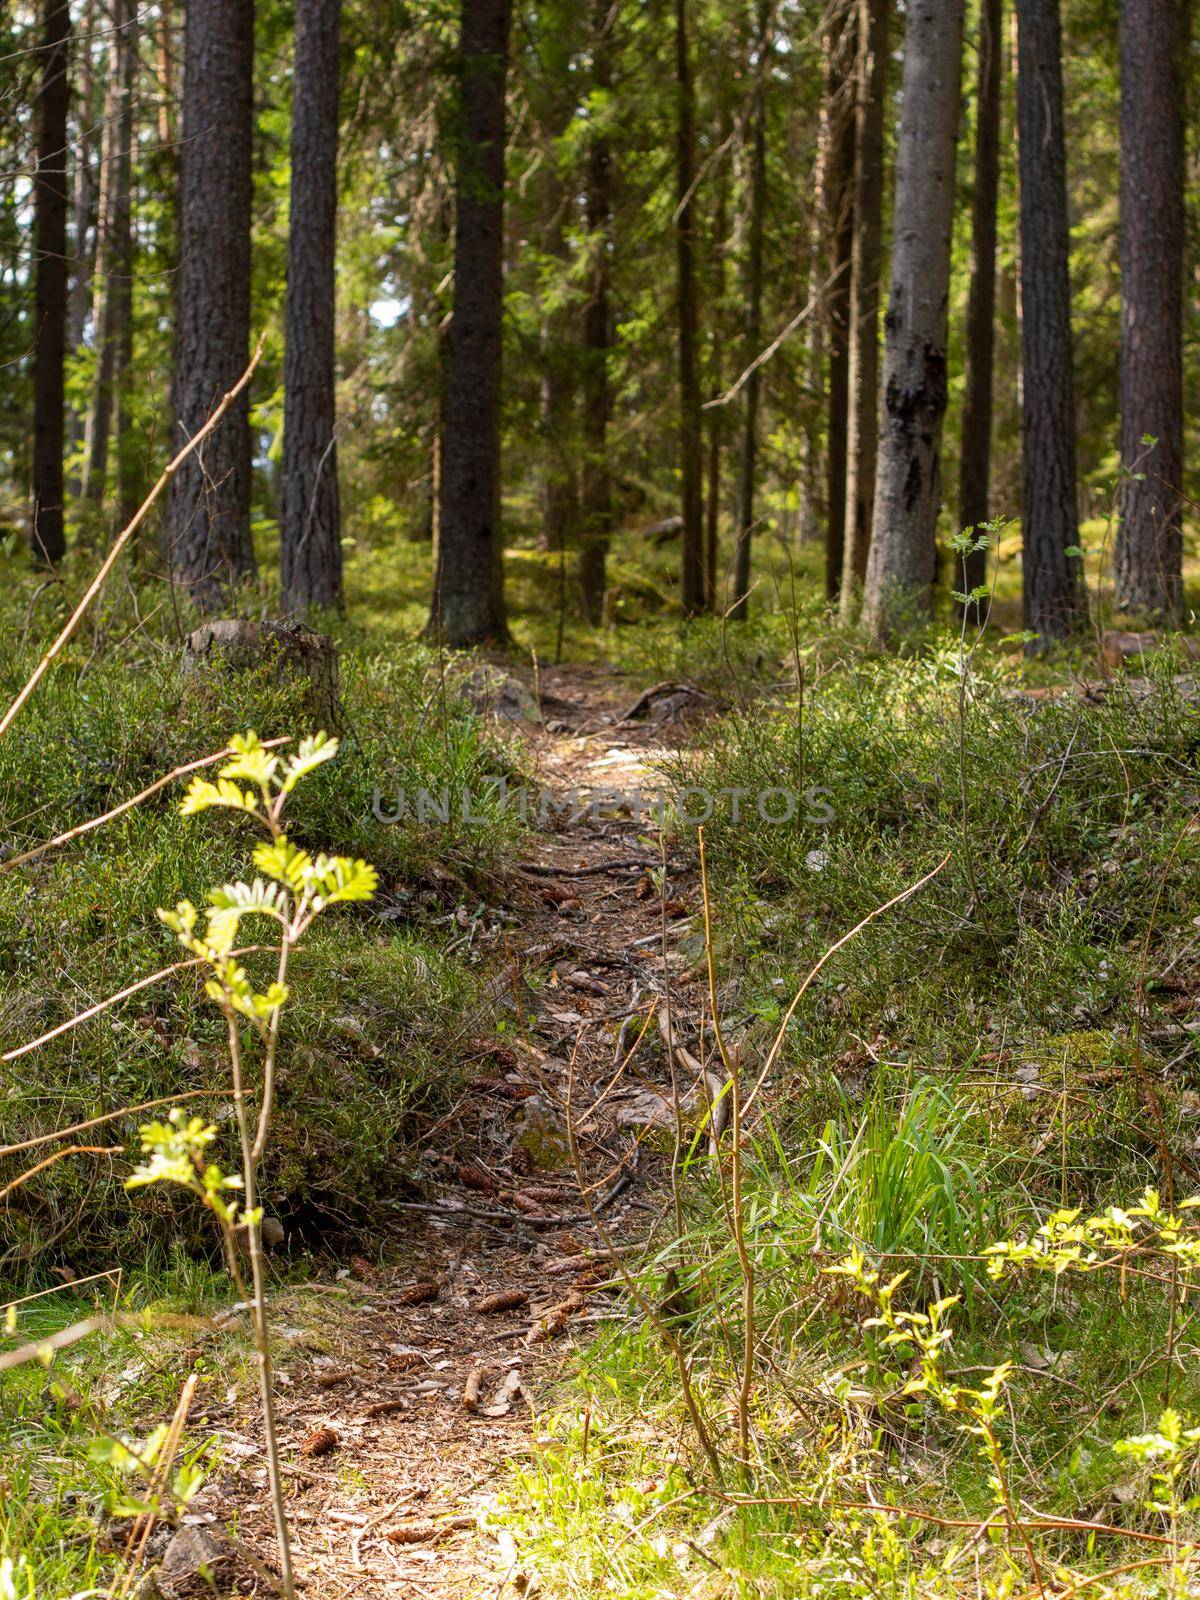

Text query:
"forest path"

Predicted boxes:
[[195, 664, 717, 1600]]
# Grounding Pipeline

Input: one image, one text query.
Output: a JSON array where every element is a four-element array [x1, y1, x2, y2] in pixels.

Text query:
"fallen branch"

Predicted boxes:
[[1, 736, 289, 874], [0, 331, 266, 741], [741, 852, 952, 1118], [516, 857, 654, 879], [617, 680, 719, 722]]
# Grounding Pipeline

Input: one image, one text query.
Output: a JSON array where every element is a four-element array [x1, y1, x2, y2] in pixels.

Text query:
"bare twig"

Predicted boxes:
[[0, 737, 289, 874], [0, 332, 266, 741]]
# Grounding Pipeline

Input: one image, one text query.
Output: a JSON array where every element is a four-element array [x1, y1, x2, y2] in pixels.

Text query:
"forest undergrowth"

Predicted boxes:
[[3, 556, 1200, 1597]]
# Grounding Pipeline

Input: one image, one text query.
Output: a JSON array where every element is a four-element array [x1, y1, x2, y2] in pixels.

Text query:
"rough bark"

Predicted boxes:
[[840, 0, 890, 612], [31, 0, 71, 566], [533, 4, 580, 557], [578, 0, 613, 627], [1016, 0, 1086, 643], [956, 0, 1003, 618], [83, 0, 137, 506], [164, 0, 256, 604], [822, 3, 857, 602], [66, 0, 97, 482], [675, 0, 705, 615], [731, 2, 771, 623], [860, 0, 964, 643], [429, 0, 512, 645], [704, 99, 732, 610], [1114, 0, 1185, 617], [281, 0, 344, 613], [182, 620, 342, 732]]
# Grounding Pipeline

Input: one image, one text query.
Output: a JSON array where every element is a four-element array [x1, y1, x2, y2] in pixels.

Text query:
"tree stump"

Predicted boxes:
[[1099, 629, 1200, 673], [181, 619, 342, 732]]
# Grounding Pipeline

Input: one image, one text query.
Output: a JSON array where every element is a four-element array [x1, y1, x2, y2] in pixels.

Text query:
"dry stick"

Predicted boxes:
[[1, 944, 269, 1064], [114, 1373, 198, 1600], [740, 852, 953, 1119], [697, 828, 753, 1471], [0, 737, 289, 874], [0, 330, 266, 742], [0, 1144, 119, 1203], [0, 1315, 104, 1372], [0, 1267, 120, 1315], [0, 1089, 232, 1159], [711, 1491, 1182, 1548], [226, 1015, 295, 1600], [564, 1038, 725, 1484], [700, 276, 829, 412]]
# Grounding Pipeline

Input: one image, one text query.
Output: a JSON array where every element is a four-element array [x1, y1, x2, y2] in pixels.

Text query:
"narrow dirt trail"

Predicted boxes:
[[180, 665, 717, 1599]]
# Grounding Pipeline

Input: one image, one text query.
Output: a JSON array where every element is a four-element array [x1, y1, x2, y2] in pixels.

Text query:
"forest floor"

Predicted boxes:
[[173, 664, 713, 1599]]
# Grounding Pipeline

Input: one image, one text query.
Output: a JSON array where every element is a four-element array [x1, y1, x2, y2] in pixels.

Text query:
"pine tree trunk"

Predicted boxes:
[[281, 0, 343, 614], [1016, 0, 1085, 643], [533, 4, 580, 558], [861, 0, 964, 644], [164, 0, 256, 604], [66, 0, 98, 485], [156, 1, 177, 149], [823, 3, 856, 603], [840, 0, 890, 613], [675, 0, 705, 615], [956, 0, 1003, 618], [83, 0, 137, 506], [112, 0, 140, 532], [430, 0, 512, 645], [578, 0, 613, 627], [704, 99, 732, 610], [1114, 0, 1184, 617], [731, 1, 771, 623], [31, 0, 71, 566]]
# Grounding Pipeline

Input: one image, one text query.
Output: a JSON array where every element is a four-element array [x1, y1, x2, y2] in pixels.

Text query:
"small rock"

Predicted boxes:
[[157, 1526, 236, 1598]]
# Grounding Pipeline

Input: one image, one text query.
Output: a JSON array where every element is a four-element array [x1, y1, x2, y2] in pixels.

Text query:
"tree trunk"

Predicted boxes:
[[66, 0, 98, 485], [1114, 0, 1185, 617], [112, 9, 140, 533], [956, 0, 1003, 619], [164, 0, 256, 604], [731, 1, 771, 623], [1016, 0, 1085, 643], [83, 0, 137, 507], [675, 0, 705, 615], [822, 3, 856, 603], [156, 1, 177, 149], [281, 0, 343, 614], [578, 0, 613, 627], [704, 99, 732, 610], [430, 0, 512, 645], [861, 0, 964, 643], [31, 0, 71, 566], [533, 4, 580, 558], [839, 0, 890, 613]]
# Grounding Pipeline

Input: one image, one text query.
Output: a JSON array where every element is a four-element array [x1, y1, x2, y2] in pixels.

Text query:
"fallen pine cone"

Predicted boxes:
[[473, 1076, 536, 1101], [477, 1289, 529, 1315], [457, 1164, 500, 1195], [526, 1307, 571, 1345], [385, 1517, 474, 1545], [364, 1398, 408, 1418], [350, 1255, 378, 1283], [526, 1292, 585, 1345], [511, 1194, 550, 1217], [385, 1351, 423, 1373], [300, 1424, 339, 1458], [395, 1280, 441, 1307], [461, 1367, 484, 1413], [315, 1369, 354, 1389]]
